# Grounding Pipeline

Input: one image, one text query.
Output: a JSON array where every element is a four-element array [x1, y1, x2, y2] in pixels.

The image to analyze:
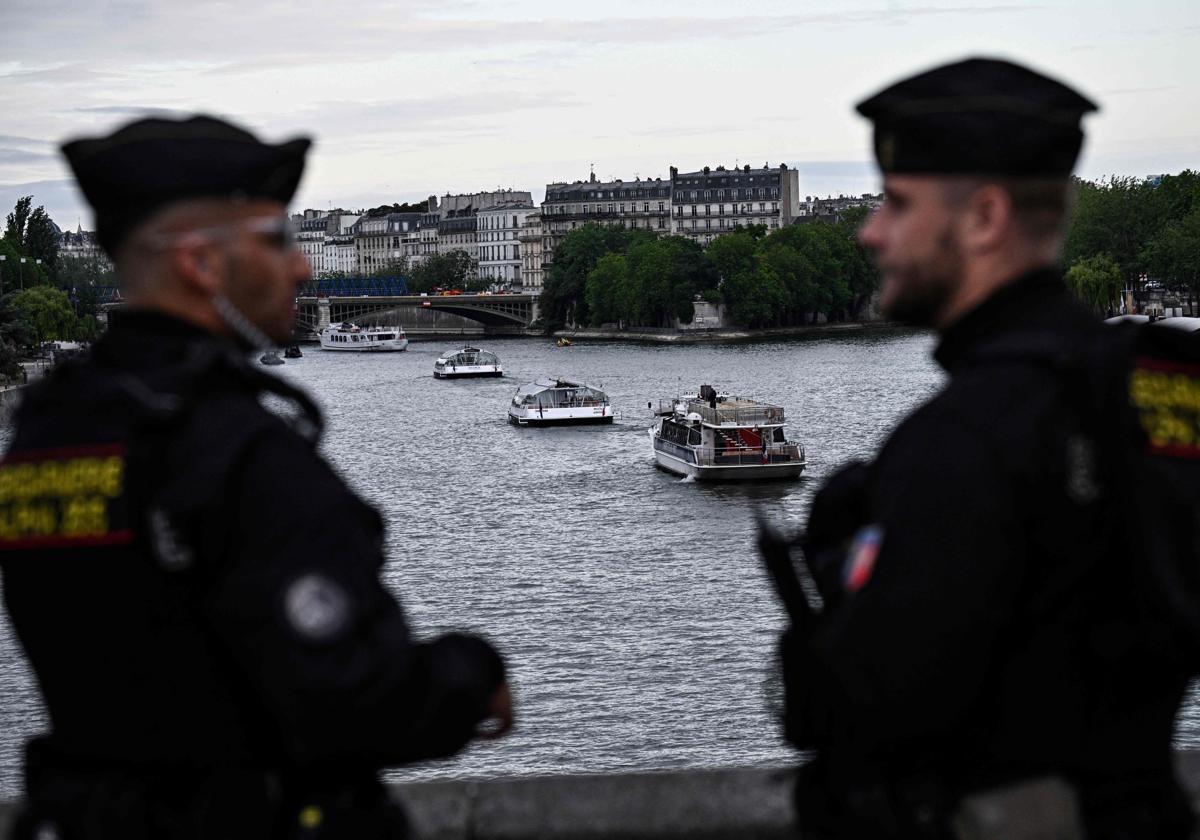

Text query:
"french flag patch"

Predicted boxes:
[[843, 525, 884, 593]]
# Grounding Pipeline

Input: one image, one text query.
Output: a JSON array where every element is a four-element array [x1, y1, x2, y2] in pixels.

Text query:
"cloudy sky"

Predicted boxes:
[[2, 0, 1197, 229]]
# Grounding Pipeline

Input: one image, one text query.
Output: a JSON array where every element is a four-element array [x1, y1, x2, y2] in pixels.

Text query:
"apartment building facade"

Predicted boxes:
[[477, 203, 534, 287], [669, 164, 800, 246], [540, 172, 671, 267]]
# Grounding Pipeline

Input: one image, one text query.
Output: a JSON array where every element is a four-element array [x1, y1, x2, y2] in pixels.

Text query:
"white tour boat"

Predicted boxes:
[[318, 322, 408, 352], [434, 347, 503, 378], [649, 385, 806, 480], [508, 378, 613, 426]]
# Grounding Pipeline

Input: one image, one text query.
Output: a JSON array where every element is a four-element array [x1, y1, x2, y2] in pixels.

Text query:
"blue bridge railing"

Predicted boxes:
[[298, 277, 410, 297]]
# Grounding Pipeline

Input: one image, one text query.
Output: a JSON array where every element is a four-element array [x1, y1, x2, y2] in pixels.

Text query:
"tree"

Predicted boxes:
[[56, 255, 116, 290], [406, 250, 477, 294], [584, 253, 629, 325], [0, 293, 34, 379], [4, 196, 32, 245], [542, 224, 640, 327], [25, 207, 60, 277], [11, 286, 77, 344], [1065, 253, 1123, 314]]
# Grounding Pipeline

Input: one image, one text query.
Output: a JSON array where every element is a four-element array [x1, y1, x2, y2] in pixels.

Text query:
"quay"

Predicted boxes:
[[3, 756, 1200, 838]]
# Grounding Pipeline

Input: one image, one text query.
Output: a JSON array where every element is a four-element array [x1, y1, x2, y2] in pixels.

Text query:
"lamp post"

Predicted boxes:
[[0, 254, 5, 294], [19, 257, 26, 291]]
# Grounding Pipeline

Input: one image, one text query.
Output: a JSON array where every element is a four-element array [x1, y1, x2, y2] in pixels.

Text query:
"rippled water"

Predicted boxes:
[[1, 328, 1194, 798]]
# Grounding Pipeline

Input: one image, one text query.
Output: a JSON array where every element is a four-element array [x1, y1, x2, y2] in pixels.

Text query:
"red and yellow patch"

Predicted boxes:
[[1129, 357, 1200, 458], [0, 444, 132, 549]]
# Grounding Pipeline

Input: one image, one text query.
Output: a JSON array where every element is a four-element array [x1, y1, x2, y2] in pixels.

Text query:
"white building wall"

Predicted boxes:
[[477, 204, 533, 288]]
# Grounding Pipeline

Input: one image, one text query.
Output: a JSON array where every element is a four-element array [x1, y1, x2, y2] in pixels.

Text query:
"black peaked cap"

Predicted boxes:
[[61, 115, 311, 256], [855, 57, 1098, 176]]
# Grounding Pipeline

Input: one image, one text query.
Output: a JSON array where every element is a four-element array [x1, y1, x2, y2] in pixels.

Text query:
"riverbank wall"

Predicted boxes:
[[553, 321, 887, 344], [2, 756, 1200, 838]]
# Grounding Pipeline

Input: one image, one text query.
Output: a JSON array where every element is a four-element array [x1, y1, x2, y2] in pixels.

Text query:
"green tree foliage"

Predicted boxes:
[[12, 287, 77, 343], [2, 196, 55, 288], [1065, 253, 1123, 314], [406, 250, 478, 294], [544, 216, 876, 330], [56, 255, 116, 289], [711, 219, 877, 327], [576, 233, 715, 328], [0, 238, 23, 293], [1143, 206, 1200, 295], [25, 207, 60, 277], [1064, 170, 1200, 296], [4, 196, 32, 245], [0, 294, 34, 379], [542, 224, 646, 327]]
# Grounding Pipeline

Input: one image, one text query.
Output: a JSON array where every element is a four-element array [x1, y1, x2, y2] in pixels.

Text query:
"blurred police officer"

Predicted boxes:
[[0, 115, 512, 839], [778, 58, 1194, 838]]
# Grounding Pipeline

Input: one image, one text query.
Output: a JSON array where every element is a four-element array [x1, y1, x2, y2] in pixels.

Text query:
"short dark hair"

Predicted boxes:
[[942, 177, 1073, 242]]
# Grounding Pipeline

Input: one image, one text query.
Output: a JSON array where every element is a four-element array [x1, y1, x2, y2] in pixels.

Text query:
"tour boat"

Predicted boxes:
[[434, 347, 503, 379], [649, 385, 806, 480], [508, 378, 613, 426], [318, 322, 408, 352]]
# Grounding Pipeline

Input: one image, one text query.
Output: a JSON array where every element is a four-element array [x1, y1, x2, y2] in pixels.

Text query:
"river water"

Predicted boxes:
[[1, 328, 1197, 798]]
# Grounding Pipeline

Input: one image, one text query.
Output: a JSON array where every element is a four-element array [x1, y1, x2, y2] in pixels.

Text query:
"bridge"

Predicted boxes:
[[295, 293, 538, 339], [89, 283, 540, 338]]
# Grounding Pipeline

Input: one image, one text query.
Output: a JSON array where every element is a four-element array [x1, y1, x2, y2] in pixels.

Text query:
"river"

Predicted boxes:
[[0, 328, 1196, 798]]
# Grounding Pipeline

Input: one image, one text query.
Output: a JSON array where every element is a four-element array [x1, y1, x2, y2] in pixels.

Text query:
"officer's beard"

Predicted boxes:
[[878, 228, 965, 328], [213, 294, 275, 351]]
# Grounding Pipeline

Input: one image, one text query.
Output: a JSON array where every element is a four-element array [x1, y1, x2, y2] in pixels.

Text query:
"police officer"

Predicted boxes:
[[777, 59, 1194, 838], [0, 116, 512, 838]]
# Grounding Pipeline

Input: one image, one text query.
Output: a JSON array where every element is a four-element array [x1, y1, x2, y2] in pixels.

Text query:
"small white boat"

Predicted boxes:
[[434, 347, 503, 379], [318, 322, 408, 352], [508, 378, 613, 426], [649, 385, 805, 480]]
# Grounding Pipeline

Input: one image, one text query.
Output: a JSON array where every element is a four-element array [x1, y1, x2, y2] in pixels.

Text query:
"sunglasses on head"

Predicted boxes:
[[147, 216, 297, 251]]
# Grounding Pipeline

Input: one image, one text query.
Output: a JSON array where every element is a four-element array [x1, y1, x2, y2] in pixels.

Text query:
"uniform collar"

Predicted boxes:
[[95, 308, 244, 370], [933, 267, 1069, 373]]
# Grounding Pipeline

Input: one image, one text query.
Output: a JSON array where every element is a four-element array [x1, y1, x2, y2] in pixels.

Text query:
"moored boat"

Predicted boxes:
[[649, 384, 805, 480], [508, 378, 612, 426], [434, 347, 503, 378], [318, 322, 408, 352]]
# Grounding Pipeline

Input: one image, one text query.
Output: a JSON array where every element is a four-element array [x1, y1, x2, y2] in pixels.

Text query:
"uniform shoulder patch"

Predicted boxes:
[[843, 525, 884, 593], [1129, 356, 1200, 458], [0, 444, 132, 550], [284, 573, 352, 642]]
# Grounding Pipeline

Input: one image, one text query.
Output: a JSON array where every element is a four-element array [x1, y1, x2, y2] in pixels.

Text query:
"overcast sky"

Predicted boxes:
[[2, 0, 1197, 229]]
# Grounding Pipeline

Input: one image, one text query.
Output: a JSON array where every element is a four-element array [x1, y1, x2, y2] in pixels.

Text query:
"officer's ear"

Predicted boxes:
[[170, 238, 225, 296], [958, 183, 1015, 255]]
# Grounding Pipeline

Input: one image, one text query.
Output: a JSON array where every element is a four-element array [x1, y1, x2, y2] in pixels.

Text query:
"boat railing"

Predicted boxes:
[[692, 442, 804, 467], [681, 399, 786, 426]]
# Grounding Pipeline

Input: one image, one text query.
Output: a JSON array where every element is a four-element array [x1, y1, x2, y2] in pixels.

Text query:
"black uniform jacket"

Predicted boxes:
[[786, 270, 1193, 834], [0, 311, 504, 779]]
